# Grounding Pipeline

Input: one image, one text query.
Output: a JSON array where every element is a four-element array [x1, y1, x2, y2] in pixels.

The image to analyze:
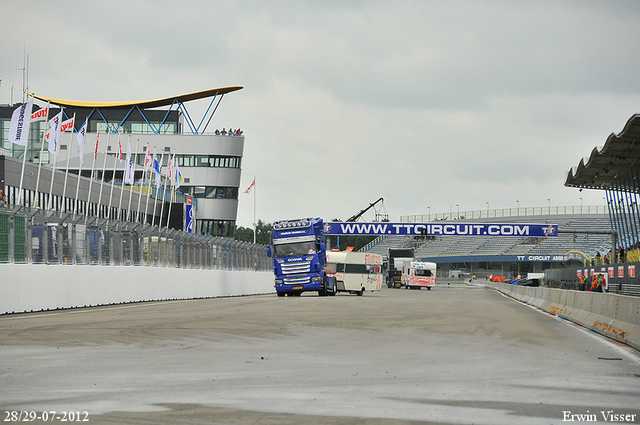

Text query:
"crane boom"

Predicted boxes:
[[346, 197, 384, 222]]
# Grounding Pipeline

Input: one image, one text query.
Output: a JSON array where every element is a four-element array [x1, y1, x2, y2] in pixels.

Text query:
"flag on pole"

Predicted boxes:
[[77, 119, 87, 164], [118, 137, 123, 162], [167, 154, 174, 179], [60, 117, 74, 132], [175, 162, 182, 188], [8, 99, 33, 146], [144, 147, 153, 172], [94, 130, 100, 160], [244, 178, 255, 194], [30, 107, 48, 122], [46, 111, 63, 155], [124, 144, 135, 184], [153, 152, 161, 187]]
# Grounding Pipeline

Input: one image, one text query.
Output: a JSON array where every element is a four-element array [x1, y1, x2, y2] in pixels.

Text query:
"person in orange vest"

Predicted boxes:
[[579, 276, 585, 291], [587, 275, 603, 292]]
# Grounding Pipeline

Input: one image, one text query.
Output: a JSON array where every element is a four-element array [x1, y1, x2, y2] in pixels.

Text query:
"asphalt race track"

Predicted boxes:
[[1, 284, 639, 425]]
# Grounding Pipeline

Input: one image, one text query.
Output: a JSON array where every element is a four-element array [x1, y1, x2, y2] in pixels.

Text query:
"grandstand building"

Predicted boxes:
[[365, 212, 613, 277], [365, 114, 640, 296], [0, 88, 244, 237]]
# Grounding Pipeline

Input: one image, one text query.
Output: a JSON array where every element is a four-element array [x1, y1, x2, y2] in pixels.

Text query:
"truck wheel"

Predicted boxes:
[[277, 292, 285, 297], [427, 287, 432, 290], [357, 288, 364, 296]]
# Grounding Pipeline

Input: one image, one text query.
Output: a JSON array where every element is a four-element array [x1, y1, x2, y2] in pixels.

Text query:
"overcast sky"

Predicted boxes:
[[2, 1, 639, 227]]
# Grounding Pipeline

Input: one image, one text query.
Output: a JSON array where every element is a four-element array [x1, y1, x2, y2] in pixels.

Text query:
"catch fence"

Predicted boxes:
[[0, 205, 269, 271]]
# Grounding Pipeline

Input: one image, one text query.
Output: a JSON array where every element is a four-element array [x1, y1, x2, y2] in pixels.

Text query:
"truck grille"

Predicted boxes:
[[281, 261, 311, 275], [284, 276, 311, 285]]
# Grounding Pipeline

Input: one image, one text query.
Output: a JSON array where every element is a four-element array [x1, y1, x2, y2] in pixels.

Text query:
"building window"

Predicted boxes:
[[177, 154, 241, 168], [177, 186, 238, 199], [197, 219, 235, 237]]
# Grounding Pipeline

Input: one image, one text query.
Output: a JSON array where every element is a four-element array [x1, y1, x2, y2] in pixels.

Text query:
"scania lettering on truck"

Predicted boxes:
[[387, 247, 415, 288], [267, 218, 337, 297], [326, 251, 383, 296], [402, 261, 436, 290]]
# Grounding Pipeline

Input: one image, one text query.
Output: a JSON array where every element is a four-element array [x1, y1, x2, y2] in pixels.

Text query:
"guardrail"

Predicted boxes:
[[401, 205, 607, 222], [487, 282, 639, 351]]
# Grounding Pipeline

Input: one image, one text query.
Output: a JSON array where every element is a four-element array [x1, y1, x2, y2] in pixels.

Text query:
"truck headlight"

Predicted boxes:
[[312, 276, 322, 283], [275, 279, 283, 284]]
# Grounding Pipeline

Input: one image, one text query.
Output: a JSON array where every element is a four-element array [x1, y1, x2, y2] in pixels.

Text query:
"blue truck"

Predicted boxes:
[[267, 217, 337, 297]]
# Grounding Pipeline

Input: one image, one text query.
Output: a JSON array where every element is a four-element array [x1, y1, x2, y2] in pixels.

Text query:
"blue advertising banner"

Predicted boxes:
[[185, 196, 195, 233], [323, 222, 558, 237]]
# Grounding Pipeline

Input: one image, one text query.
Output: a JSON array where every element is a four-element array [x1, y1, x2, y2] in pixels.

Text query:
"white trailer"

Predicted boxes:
[[326, 251, 383, 296], [402, 261, 436, 290]]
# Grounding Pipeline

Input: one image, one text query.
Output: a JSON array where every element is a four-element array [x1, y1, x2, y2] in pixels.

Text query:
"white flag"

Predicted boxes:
[[8, 99, 33, 146], [77, 119, 87, 164], [168, 154, 174, 179], [175, 162, 182, 189], [60, 117, 75, 132], [46, 111, 63, 155], [143, 147, 153, 172], [30, 107, 49, 122], [124, 144, 135, 184]]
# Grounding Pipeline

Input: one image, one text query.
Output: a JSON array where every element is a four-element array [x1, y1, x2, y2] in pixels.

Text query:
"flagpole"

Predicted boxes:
[[136, 141, 147, 223], [158, 163, 169, 227], [166, 150, 175, 230], [46, 113, 67, 211], [107, 135, 119, 220], [61, 113, 76, 212], [73, 119, 87, 215], [86, 130, 100, 216], [33, 101, 51, 208], [126, 137, 138, 221], [152, 151, 163, 227], [97, 132, 112, 217], [117, 135, 130, 220], [253, 176, 256, 244], [144, 146, 155, 224], [16, 97, 35, 207]]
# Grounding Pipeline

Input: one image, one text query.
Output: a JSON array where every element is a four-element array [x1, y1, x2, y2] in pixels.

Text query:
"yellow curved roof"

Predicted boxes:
[[29, 86, 243, 109]]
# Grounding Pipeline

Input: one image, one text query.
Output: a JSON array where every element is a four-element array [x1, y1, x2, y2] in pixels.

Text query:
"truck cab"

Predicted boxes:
[[268, 218, 337, 297]]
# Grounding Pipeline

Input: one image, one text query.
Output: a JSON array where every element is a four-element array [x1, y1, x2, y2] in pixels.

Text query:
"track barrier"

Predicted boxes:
[[488, 282, 640, 351]]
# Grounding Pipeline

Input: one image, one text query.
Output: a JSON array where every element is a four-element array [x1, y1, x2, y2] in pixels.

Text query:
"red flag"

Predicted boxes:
[[244, 178, 255, 194], [118, 137, 123, 162]]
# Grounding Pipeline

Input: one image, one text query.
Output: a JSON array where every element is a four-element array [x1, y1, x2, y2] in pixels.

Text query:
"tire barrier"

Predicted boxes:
[[488, 282, 640, 351]]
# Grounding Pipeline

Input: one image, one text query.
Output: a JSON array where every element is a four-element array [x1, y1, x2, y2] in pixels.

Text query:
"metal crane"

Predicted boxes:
[[345, 197, 386, 222]]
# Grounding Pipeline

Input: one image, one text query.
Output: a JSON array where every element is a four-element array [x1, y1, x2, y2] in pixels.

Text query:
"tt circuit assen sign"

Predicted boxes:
[[324, 222, 558, 237]]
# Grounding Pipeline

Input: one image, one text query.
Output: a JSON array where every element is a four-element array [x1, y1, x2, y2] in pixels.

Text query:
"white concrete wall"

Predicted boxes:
[[489, 282, 640, 351], [0, 265, 275, 315]]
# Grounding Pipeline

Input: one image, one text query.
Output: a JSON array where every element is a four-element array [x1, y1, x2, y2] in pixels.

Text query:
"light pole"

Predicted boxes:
[[486, 201, 489, 217], [547, 198, 550, 214], [516, 200, 519, 216], [427, 206, 430, 221], [456, 204, 459, 220], [580, 197, 583, 214]]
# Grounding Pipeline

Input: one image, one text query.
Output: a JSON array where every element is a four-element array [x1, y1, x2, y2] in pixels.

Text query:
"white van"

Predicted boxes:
[[326, 251, 383, 295], [402, 261, 436, 290]]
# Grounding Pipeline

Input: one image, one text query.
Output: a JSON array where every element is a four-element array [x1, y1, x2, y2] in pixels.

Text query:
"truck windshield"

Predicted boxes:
[[272, 241, 317, 258]]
